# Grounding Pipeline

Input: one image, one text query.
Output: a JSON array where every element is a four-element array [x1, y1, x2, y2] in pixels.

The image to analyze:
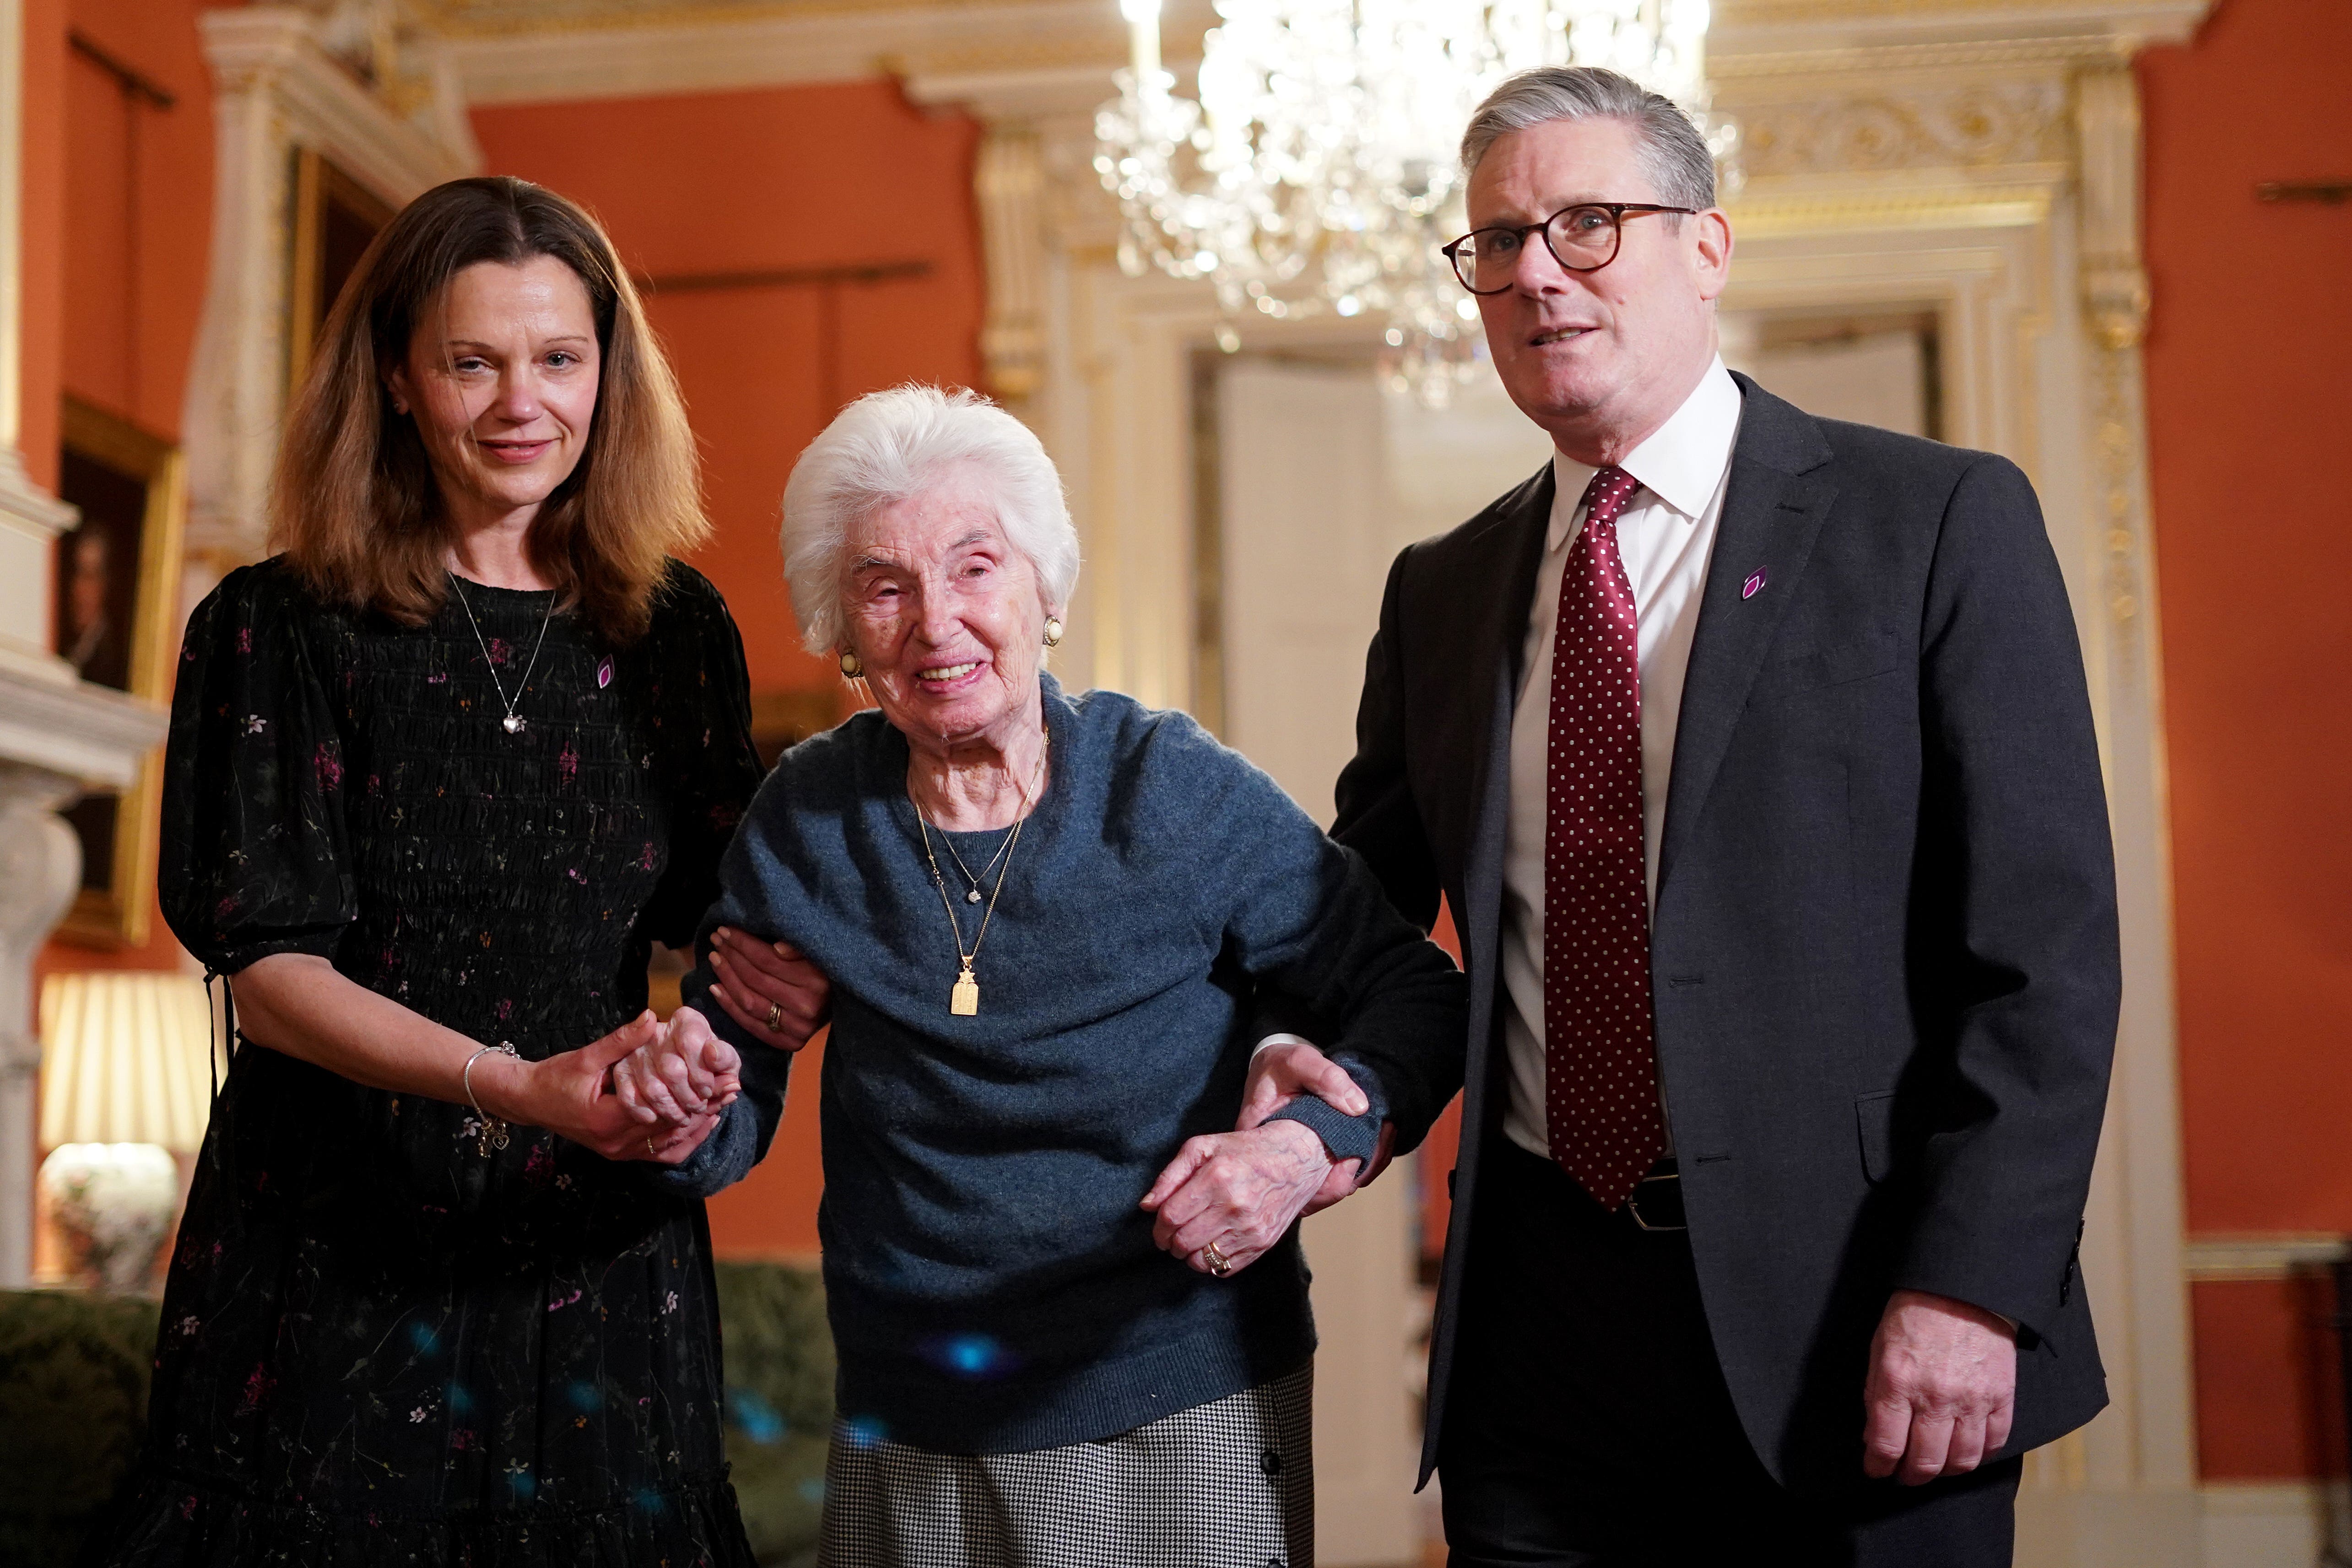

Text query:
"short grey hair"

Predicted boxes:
[[780, 384, 1079, 655], [1460, 66, 1716, 211]]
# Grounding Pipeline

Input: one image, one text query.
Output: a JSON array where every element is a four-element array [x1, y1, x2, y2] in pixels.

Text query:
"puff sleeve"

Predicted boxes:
[[631, 567, 765, 950], [159, 563, 357, 976]]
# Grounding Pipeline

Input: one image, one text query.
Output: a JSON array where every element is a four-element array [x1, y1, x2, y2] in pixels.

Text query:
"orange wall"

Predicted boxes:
[[470, 81, 986, 702], [59, 0, 215, 442], [20, 0, 65, 494], [2141, 0, 2352, 1478], [472, 81, 986, 1256], [27, 0, 215, 981]]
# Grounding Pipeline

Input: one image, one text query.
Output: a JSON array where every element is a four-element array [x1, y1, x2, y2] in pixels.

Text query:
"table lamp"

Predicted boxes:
[[37, 972, 222, 1292]]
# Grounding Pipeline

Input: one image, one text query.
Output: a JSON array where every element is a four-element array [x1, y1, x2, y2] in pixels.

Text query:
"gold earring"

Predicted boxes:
[[1043, 618, 1064, 648], [838, 650, 863, 678]]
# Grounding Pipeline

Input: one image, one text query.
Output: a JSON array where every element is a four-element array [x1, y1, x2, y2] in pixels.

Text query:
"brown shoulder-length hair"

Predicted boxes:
[[271, 175, 704, 645]]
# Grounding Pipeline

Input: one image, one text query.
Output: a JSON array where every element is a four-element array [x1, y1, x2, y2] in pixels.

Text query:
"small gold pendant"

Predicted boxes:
[[951, 967, 979, 1016]]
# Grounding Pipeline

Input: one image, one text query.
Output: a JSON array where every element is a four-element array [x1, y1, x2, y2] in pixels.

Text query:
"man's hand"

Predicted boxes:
[[1863, 1288, 2017, 1485], [1139, 1122, 1337, 1276], [1239, 1038, 1396, 1214], [707, 928, 832, 1051]]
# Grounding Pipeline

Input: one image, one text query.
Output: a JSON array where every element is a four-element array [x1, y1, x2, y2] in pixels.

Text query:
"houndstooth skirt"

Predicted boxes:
[[818, 1363, 1315, 1568]]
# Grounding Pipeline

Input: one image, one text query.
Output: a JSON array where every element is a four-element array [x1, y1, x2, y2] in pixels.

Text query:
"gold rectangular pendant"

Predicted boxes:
[[951, 970, 979, 1016]]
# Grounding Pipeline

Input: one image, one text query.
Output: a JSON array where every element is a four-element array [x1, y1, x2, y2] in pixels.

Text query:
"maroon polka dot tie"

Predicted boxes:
[[1543, 466, 1667, 1211]]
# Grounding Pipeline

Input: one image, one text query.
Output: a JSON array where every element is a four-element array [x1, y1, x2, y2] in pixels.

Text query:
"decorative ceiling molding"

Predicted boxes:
[[433, 0, 2207, 111], [439, 0, 1174, 106], [205, 8, 478, 201]]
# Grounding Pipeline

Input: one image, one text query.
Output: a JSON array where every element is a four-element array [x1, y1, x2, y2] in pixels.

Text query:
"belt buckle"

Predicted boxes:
[[1626, 1170, 1686, 1233]]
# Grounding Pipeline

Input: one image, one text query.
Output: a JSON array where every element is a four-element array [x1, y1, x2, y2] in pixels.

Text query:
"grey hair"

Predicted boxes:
[[780, 384, 1079, 656], [1460, 66, 1715, 211]]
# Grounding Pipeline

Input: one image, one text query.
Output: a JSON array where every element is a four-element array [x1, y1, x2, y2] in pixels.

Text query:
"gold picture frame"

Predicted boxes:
[[287, 147, 395, 393], [53, 399, 187, 948]]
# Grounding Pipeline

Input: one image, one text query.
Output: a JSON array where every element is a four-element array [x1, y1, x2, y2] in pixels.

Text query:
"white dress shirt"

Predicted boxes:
[[1498, 359, 1743, 1161]]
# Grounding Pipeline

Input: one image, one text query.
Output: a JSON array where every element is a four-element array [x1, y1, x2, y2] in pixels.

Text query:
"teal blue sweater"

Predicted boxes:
[[662, 677, 1464, 1453]]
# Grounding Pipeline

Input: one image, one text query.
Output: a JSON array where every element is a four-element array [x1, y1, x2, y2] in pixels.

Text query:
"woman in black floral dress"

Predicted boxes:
[[100, 178, 790, 1564]]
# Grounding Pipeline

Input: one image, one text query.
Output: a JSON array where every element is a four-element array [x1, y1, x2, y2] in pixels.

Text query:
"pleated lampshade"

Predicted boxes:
[[38, 972, 223, 1154]]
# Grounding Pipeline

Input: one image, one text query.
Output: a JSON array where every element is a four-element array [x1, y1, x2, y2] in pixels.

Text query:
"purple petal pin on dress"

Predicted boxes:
[[596, 655, 614, 689], [1742, 568, 1768, 600]]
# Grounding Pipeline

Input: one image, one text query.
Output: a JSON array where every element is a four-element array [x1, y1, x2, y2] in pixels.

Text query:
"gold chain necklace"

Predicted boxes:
[[910, 746, 1046, 1016]]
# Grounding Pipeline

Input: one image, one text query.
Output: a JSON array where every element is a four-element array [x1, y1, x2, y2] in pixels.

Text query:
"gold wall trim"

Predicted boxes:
[[2184, 1234, 2349, 1283], [1729, 176, 2060, 237]]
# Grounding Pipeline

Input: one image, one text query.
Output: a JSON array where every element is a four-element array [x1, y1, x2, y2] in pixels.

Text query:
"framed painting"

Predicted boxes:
[[52, 398, 187, 947], [287, 147, 395, 391]]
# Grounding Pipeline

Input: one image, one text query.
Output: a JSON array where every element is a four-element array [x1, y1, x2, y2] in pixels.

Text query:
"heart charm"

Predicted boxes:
[[503, 714, 525, 735]]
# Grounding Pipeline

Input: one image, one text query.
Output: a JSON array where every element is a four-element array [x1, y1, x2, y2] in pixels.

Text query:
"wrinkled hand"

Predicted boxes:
[[476, 1011, 724, 1165], [1140, 1121, 1335, 1276], [614, 1005, 742, 1128], [707, 928, 831, 1052], [1238, 1038, 1395, 1215], [1863, 1288, 2018, 1484]]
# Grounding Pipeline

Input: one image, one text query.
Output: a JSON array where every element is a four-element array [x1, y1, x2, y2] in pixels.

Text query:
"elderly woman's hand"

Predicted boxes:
[[612, 1005, 742, 1129], [1237, 1038, 1397, 1217], [707, 928, 833, 1052], [1139, 1122, 1337, 1277], [473, 1011, 726, 1165]]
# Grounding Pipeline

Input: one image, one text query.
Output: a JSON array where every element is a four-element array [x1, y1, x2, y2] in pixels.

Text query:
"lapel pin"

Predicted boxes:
[[1742, 568, 1768, 600], [596, 655, 615, 689]]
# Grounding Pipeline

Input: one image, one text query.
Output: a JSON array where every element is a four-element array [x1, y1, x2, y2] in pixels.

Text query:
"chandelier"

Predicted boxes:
[[1095, 0, 1731, 402]]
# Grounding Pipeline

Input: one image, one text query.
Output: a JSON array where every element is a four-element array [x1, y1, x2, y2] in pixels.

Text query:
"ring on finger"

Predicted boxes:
[[1201, 1240, 1233, 1277], [646, 1136, 657, 1157], [766, 1000, 783, 1032]]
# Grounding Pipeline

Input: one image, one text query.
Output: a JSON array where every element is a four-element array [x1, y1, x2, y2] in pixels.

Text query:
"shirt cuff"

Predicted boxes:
[[1252, 1032, 1316, 1058]]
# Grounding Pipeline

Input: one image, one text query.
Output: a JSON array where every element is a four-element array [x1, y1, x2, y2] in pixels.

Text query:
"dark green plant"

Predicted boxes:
[[713, 1262, 834, 1567], [0, 1289, 161, 1568], [0, 1267, 834, 1568]]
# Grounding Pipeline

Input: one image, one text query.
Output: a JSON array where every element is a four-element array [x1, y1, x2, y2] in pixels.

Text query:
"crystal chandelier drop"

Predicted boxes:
[[1096, 0, 1732, 402]]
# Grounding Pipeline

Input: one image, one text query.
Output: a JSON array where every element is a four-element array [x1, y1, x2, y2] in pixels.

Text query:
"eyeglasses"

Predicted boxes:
[[1441, 202, 1699, 294]]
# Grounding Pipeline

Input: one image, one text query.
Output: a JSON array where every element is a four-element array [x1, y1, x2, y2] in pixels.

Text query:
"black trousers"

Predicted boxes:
[[1438, 1142, 2021, 1568]]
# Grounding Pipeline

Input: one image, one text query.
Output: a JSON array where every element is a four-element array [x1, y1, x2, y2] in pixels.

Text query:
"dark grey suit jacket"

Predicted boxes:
[[1323, 374, 2119, 1493]]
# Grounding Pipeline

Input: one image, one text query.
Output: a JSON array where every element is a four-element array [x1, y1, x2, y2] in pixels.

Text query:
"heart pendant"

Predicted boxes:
[[965, 889, 982, 904], [502, 714, 525, 735]]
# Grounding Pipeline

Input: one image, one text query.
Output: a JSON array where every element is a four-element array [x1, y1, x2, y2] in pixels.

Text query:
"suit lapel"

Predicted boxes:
[[1655, 380, 1838, 902], [1443, 463, 1553, 884]]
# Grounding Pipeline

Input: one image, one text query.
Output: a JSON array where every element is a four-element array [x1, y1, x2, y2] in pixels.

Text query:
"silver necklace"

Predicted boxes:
[[909, 742, 1048, 906], [936, 824, 1019, 904], [447, 570, 557, 735]]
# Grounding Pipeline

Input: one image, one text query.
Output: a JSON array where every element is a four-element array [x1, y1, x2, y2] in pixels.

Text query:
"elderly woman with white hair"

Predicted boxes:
[[622, 384, 1465, 1567]]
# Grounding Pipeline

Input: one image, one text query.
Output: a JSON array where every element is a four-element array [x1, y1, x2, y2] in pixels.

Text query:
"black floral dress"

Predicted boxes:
[[103, 557, 767, 1566]]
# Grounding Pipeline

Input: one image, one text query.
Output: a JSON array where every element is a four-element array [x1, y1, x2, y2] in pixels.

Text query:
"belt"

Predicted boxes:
[[1625, 1158, 1686, 1233]]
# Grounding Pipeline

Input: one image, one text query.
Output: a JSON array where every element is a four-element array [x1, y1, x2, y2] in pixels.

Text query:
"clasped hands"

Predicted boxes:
[[1197, 1042, 2018, 1487], [502, 928, 830, 1165], [1140, 1040, 1397, 1277]]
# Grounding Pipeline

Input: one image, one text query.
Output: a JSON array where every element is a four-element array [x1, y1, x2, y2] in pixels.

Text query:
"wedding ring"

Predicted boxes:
[[766, 1000, 783, 1032], [1202, 1241, 1233, 1278], [646, 1137, 658, 1158]]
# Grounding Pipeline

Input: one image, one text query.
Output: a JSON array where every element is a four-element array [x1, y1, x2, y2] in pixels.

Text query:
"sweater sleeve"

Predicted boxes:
[[1194, 734, 1467, 1160], [640, 768, 806, 1200]]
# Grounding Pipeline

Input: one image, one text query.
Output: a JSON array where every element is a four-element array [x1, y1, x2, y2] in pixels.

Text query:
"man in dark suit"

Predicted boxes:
[[1248, 65, 2118, 1564]]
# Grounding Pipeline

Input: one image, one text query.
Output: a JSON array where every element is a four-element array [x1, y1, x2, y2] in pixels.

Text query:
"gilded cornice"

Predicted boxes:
[[411, 0, 959, 35]]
